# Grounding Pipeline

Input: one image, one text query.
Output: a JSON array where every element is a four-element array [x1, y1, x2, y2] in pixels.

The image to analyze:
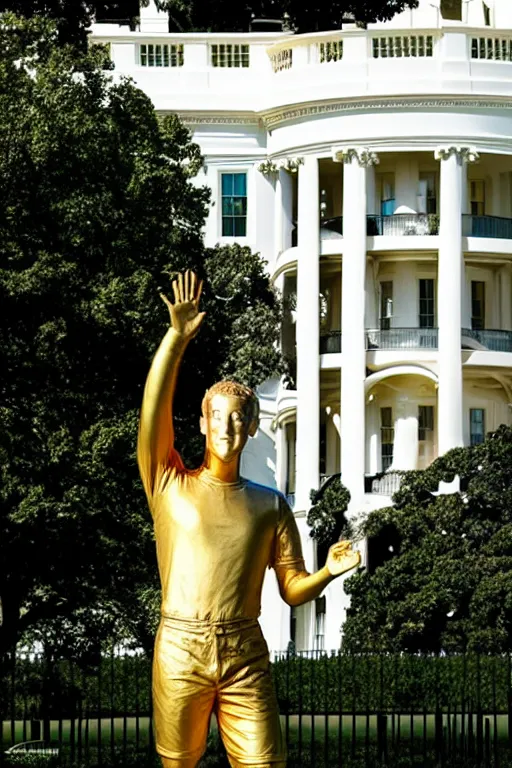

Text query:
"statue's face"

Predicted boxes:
[[200, 393, 258, 463]]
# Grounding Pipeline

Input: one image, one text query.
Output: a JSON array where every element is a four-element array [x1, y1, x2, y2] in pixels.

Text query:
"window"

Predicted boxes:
[[470, 408, 485, 445], [471, 281, 485, 330], [319, 40, 343, 63], [381, 407, 394, 471], [418, 406, 434, 442], [440, 0, 462, 20], [139, 44, 184, 67], [211, 44, 249, 68], [419, 279, 435, 328], [270, 49, 293, 72], [372, 35, 434, 58], [380, 174, 395, 216], [418, 173, 437, 214], [315, 597, 326, 651], [471, 38, 512, 61], [221, 173, 247, 237], [380, 282, 393, 331], [469, 180, 485, 216]]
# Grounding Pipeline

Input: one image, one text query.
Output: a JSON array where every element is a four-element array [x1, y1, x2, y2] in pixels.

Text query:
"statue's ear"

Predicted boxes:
[[248, 418, 259, 438], [200, 415, 207, 436]]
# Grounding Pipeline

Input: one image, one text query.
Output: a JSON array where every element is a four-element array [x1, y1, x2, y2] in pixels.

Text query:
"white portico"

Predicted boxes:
[[92, 0, 512, 652]]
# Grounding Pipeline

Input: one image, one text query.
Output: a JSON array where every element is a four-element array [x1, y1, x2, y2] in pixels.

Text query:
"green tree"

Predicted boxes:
[[342, 425, 512, 654], [0, 0, 419, 47], [0, 15, 283, 657]]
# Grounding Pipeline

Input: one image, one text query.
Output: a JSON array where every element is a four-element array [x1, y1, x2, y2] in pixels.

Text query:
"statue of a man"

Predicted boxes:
[[137, 270, 361, 768]]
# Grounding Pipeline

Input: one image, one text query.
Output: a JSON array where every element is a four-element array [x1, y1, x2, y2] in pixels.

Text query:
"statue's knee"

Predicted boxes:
[[160, 756, 199, 768]]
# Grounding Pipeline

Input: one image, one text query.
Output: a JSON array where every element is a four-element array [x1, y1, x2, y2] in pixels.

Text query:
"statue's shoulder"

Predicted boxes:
[[243, 480, 285, 509]]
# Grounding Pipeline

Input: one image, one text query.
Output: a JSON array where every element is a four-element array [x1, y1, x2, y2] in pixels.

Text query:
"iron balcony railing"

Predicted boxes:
[[366, 327, 438, 350], [365, 471, 403, 495], [462, 328, 512, 352], [462, 214, 512, 239], [320, 216, 343, 235], [367, 213, 439, 235], [320, 330, 342, 353]]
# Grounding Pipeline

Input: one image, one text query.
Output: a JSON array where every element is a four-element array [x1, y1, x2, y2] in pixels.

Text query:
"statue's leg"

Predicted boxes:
[[216, 623, 286, 767], [153, 619, 216, 768], [160, 758, 201, 768]]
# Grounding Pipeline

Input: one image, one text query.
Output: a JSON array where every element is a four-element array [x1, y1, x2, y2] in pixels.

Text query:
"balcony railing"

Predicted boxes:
[[365, 471, 403, 495], [367, 214, 439, 236], [320, 331, 342, 353], [366, 328, 438, 350], [462, 215, 512, 239], [462, 328, 512, 352], [321, 217, 343, 235]]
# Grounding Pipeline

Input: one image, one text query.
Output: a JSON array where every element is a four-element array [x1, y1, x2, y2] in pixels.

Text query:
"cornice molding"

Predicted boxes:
[[261, 96, 512, 130]]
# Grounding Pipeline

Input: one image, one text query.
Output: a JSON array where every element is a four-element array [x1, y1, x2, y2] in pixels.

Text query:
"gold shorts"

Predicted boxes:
[[153, 616, 286, 766]]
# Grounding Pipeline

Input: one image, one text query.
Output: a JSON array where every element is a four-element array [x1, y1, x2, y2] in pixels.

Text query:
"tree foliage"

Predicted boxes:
[[0, 0, 420, 47], [0, 15, 283, 657], [342, 425, 512, 654], [307, 476, 351, 547]]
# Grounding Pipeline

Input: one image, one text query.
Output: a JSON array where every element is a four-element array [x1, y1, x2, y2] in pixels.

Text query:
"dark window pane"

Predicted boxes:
[[234, 217, 247, 236], [222, 217, 234, 236], [233, 173, 247, 196], [222, 198, 234, 215], [221, 174, 234, 195]]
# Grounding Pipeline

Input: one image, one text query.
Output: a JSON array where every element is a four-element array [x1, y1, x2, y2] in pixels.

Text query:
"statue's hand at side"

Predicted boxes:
[[160, 270, 205, 340], [325, 540, 361, 578]]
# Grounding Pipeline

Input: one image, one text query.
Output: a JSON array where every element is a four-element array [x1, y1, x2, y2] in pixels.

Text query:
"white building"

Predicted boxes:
[[91, 0, 512, 653]]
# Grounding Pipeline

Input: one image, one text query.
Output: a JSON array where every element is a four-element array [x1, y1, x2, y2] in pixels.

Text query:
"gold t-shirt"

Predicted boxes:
[[148, 451, 305, 622]]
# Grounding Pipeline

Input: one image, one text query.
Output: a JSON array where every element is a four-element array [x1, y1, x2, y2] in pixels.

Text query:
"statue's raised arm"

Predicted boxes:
[[137, 270, 205, 500]]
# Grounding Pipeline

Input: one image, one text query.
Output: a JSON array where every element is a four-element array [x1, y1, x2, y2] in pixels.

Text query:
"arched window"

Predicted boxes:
[[440, 0, 462, 20]]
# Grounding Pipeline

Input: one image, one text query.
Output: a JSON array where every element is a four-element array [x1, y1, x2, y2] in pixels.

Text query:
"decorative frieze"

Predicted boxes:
[[331, 146, 379, 167], [278, 156, 304, 173], [434, 146, 480, 164], [256, 158, 279, 175]]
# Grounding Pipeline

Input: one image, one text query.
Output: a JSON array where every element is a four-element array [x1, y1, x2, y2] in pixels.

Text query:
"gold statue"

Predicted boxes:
[[137, 270, 361, 768]]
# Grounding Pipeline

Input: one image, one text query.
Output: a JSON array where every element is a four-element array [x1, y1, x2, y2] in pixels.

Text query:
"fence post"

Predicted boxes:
[[30, 720, 41, 741], [377, 713, 387, 764], [435, 706, 443, 763]]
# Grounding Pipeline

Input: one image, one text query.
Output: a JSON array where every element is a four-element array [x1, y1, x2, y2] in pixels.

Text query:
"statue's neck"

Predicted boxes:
[[203, 451, 241, 484]]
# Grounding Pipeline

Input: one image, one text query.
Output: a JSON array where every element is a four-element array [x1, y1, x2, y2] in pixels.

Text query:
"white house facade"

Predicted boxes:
[[91, 0, 512, 653]]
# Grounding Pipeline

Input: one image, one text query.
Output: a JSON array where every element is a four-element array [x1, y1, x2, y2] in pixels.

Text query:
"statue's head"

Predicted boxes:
[[200, 381, 259, 463]]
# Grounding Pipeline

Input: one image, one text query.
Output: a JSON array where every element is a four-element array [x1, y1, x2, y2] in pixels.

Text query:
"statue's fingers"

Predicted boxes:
[[159, 292, 172, 310], [178, 272, 184, 302], [172, 280, 180, 304], [185, 270, 190, 300], [195, 279, 204, 305], [190, 271, 197, 300]]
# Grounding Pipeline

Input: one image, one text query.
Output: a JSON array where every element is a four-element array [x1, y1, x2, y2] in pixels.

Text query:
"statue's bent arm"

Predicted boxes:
[[137, 327, 187, 499], [275, 563, 335, 607]]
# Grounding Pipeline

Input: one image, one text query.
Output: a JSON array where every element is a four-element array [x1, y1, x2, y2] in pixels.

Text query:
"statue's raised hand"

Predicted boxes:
[[160, 270, 205, 340], [325, 540, 361, 577]]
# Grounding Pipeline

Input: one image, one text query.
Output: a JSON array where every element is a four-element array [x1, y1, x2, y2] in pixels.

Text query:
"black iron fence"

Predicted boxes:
[[2, 651, 512, 767], [462, 215, 512, 239], [366, 328, 439, 350], [462, 328, 512, 353]]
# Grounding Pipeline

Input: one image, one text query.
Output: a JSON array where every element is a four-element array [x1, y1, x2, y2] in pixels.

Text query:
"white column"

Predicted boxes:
[[364, 258, 378, 328], [274, 422, 288, 494], [500, 265, 512, 331], [294, 155, 319, 652], [273, 169, 286, 257], [335, 147, 379, 511], [366, 397, 379, 476], [434, 146, 478, 455], [295, 156, 320, 511], [390, 398, 419, 471]]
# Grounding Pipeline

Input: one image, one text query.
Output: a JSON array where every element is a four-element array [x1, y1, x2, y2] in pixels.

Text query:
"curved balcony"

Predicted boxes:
[[462, 328, 512, 352], [366, 328, 438, 350], [365, 472, 403, 496], [368, 214, 439, 236], [462, 215, 512, 239]]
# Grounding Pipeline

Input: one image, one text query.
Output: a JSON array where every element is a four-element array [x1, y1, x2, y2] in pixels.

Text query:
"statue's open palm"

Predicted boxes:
[[160, 270, 205, 339], [325, 540, 361, 577]]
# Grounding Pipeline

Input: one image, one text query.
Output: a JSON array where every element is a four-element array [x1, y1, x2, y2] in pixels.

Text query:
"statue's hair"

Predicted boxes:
[[201, 380, 259, 423]]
